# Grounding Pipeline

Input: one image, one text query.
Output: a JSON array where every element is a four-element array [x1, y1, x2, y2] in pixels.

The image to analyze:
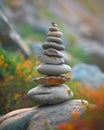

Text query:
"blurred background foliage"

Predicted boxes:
[[0, 0, 104, 120]]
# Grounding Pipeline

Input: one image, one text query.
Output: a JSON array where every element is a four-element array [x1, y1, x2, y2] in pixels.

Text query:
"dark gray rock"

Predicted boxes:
[[42, 42, 65, 50], [38, 64, 71, 75], [47, 37, 63, 44], [27, 85, 73, 105], [0, 100, 88, 130], [72, 63, 104, 89], [39, 55, 64, 64], [49, 27, 59, 31], [44, 48, 63, 57]]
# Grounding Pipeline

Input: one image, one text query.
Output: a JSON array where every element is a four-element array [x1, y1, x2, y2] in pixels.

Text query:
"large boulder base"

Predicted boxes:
[[0, 100, 88, 130]]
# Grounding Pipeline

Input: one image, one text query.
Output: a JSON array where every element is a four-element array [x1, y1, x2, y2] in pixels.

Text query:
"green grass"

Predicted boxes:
[[19, 24, 46, 42]]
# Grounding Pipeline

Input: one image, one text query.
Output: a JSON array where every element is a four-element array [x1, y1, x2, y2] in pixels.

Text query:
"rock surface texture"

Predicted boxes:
[[0, 100, 88, 130], [0, 23, 88, 130]]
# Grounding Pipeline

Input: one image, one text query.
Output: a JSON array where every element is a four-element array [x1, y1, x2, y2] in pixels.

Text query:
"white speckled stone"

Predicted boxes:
[[38, 64, 71, 75], [27, 85, 73, 105]]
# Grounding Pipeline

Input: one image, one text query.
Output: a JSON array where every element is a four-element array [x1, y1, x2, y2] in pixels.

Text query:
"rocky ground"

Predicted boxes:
[[0, 100, 88, 130]]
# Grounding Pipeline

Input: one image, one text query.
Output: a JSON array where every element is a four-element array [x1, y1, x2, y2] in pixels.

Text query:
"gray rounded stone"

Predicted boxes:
[[49, 27, 60, 31], [47, 31, 63, 37], [44, 48, 62, 57], [47, 37, 63, 44], [38, 64, 71, 75], [72, 63, 104, 89], [39, 55, 64, 64], [27, 85, 73, 105], [42, 42, 65, 50], [0, 100, 88, 130]]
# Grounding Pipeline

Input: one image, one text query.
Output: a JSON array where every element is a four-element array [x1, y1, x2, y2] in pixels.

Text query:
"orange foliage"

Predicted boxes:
[[59, 86, 104, 130], [72, 110, 81, 119]]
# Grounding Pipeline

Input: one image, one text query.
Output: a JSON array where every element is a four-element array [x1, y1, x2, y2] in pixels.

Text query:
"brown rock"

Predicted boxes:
[[49, 27, 60, 31], [52, 22, 58, 27], [33, 75, 72, 85], [47, 31, 63, 37], [39, 55, 64, 64]]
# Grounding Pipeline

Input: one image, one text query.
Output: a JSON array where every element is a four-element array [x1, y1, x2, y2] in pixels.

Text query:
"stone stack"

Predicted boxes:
[[0, 23, 88, 130], [27, 22, 73, 105]]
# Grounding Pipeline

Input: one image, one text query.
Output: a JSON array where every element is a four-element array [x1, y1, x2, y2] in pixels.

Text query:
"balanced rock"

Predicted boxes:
[[38, 64, 71, 75], [27, 85, 73, 105], [33, 75, 72, 85], [47, 31, 63, 37], [44, 48, 62, 57], [47, 36, 63, 44], [49, 27, 60, 31], [0, 22, 88, 130], [39, 55, 64, 64], [42, 42, 65, 50]]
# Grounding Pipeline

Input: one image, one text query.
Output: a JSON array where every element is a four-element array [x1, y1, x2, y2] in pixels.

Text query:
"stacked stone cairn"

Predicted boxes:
[[0, 23, 88, 130], [28, 22, 73, 105]]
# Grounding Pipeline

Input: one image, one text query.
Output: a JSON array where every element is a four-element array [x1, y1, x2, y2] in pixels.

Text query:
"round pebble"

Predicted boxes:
[[49, 27, 60, 31], [39, 55, 64, 64], [33, 75, 72, 85], [47, 31, 63, 37], [27, 85, 73, 105], [47, 36, 63, 44], [52, 22, 57, 26], [42, 42, 65, 50], [38, 64, 71, 75], [44, 48, 62, 57]]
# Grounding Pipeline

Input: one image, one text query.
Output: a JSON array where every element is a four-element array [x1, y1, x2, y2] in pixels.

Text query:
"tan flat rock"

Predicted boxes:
[[33, 75, 72, 85]]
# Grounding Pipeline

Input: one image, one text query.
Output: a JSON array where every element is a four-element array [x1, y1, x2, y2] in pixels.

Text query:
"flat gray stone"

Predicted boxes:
[[42, 42, 65, 50], [39, 55, 64, 64], [38, 64, 71, 75], [0, 100, 88, 130], [44, 48, 63, 57], [27, 85, 73, 105], [47, 37, 63, 44], [49, 27, 59, 31], [47, 31, 63, 37]]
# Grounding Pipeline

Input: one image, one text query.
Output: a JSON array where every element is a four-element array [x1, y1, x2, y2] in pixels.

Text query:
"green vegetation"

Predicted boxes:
[[0, 48, 39, 114], [19, 24, 46, 42]]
